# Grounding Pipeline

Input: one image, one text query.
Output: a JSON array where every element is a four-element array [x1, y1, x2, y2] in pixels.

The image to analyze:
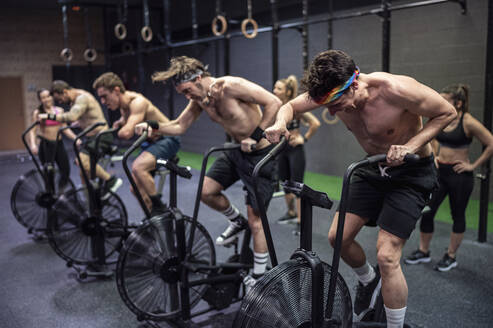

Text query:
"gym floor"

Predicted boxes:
[[1, 152, 493, 328]]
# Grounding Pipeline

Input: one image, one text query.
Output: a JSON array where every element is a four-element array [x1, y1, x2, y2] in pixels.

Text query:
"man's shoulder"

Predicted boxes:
[[75, 90, 95, 103], [367, 72, 417, 95]]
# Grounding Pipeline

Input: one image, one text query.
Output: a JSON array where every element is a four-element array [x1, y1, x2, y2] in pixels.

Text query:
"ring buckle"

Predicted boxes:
[[83, 48, 97, 62], [60, 48, 73, 62], [212, 15, 227, 36], [114, 23, 127, 40], [241, 18, 258, 39], [141, 26, 153, 42]]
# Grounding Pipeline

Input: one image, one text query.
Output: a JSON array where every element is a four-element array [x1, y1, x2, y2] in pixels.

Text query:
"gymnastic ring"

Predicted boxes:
[[60, 48, 73, 62], [212, 15, 227, 36], [122, 41, 133, 53], [140, 26, 153, 42], [322, 108, 339, 125], [241, 18, 258, 39], [83, 48, 97, 62], [114, 23, 127, 40]]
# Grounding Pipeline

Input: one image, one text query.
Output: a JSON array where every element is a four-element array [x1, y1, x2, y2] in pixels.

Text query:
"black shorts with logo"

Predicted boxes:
[[344, 156, 438, 239], [206, 144, 278, 213]]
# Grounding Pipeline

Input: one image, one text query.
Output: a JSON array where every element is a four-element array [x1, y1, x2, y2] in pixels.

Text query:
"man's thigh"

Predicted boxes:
[[378, 187, 427, 240], [134, 151, 157, 172]]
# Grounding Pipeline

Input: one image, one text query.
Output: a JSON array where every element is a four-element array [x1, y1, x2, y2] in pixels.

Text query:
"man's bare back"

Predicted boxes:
[[123, 91, 170, 123], [67, 89, 107, 136]]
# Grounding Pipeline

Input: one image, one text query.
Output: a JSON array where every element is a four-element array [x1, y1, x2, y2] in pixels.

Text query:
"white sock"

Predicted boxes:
[[222, 204, 240, 221], [384, 305, 406, 328], [353, 262, 375, 285], [253, 252, 269, 277]]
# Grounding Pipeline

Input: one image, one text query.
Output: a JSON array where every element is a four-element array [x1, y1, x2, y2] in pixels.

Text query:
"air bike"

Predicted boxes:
[[235, 136, 415, 328], [11, 122, 75, 240], [115, 132, 256, 327]]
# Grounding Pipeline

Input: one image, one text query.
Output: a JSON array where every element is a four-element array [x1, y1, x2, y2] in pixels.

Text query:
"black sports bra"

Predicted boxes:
[[436, 112, 472, 149], [287, 119, 300, 131]]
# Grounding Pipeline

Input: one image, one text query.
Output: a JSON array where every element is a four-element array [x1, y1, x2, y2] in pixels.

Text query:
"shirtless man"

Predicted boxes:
[[265, 50, 456, 327], [135, 56, 282, 289], [39, 80, 122, 199], [93, 72, 180, 216]]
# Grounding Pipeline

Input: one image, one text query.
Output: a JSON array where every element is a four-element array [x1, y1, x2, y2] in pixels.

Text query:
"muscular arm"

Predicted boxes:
[[29, 109, 39, 149], [62, 125, 77, 140], [465, 114, 493, 170], [266, 93, 320, 143], [388, 76, 457, 153], [118, 98, 147, 139], [59, 95, 89, 122], [222, 77, 282, 130], [156, 101, 202, 136]]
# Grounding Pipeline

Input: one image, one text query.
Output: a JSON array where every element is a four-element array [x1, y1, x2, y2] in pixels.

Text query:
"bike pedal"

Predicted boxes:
[[222, 236, 239, 248]]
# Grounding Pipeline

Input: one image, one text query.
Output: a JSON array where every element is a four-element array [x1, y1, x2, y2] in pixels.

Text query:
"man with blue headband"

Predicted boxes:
[[266, 50, 457, 327], [135, 56, 282, 292]]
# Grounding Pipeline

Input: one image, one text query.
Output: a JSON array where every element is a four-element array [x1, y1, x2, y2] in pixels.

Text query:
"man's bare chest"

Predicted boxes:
[[341, 106, 406, 140]]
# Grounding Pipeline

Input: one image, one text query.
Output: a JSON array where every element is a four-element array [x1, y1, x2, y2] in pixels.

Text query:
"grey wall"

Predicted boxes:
[[108, 0, 488, 197]]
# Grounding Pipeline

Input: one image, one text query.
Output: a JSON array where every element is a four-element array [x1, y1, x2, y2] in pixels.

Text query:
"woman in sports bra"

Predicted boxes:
[[29, 89, 76, 190], [273, 75, 320, 234], [405, 84, 493, 271]]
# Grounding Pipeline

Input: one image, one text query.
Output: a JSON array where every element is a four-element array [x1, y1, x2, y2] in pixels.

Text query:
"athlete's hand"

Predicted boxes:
[[386, 145, 413, 166], [112, 120, 123, 129], [37, 113, 48, 121], [30, 145, 38, 156], [265, 122, 290, 144], [452, 160, 474, 173], [135, 122, 153, 137], [241, 137, 256, 153]]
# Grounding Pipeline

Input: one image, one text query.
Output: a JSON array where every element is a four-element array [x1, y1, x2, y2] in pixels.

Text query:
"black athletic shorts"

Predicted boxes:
[[80, 133, 114, 157], [206, 144, 278, 213], [343, 155, 438, 239], [278, 144, 305, 183]]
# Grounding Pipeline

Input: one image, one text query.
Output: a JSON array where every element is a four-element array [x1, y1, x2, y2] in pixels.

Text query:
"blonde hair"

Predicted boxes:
[[152, 56, 210, 84], [92, 72, 126, 93], [278, 75, 298, 101]]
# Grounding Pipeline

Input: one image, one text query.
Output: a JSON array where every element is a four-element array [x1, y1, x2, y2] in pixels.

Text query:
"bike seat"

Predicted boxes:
[[281, 181, 333, 210], [156, 157, 192, 179]]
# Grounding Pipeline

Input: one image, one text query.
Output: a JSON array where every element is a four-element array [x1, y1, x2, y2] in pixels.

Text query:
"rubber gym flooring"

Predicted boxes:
[[1, 151, 492, 328]]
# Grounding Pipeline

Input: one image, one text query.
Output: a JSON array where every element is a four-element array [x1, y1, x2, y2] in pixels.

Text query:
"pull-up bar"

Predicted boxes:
[[108, 0, 466, 60]]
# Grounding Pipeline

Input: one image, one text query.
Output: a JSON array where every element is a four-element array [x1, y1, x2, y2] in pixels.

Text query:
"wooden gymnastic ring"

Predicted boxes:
[[212, 15, 227, 36], [322, 108, 339, 125], [60, 48, 73, 62], [241, 18, 258, 39], [114, 23, 127, 40], [140, 26, 153, 42], [83, 48, 97, 62]]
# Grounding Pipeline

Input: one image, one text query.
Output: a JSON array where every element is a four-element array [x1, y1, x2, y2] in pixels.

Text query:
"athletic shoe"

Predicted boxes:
[[216, 215, 248, 246], [435, 253, 457, 272], [405, 249, 431, 265], [101, 176, 123, 200], [277, 212, 298, 225], [243, 274, 259, 295], [354, 266, 381, 317]]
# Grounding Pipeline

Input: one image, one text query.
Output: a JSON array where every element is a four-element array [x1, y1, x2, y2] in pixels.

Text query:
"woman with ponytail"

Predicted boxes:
[[273, 75, 320, 234], [405, 84, 493, 271]]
